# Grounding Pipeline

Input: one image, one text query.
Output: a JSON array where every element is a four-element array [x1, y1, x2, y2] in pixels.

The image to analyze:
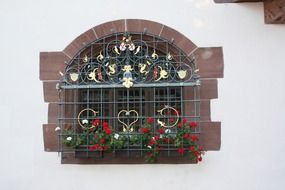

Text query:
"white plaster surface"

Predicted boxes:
[[0, 0, 285, 189]]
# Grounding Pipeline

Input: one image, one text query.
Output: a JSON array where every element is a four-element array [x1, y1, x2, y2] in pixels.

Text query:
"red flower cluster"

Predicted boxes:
[[140, 127, 149, 134], [147, 117, 154, 124], [178, 147, 185, 155], [102, 122, 112, 135], [189, 121, 197, 128], [183, 133, 190, 139], [89, 144, 101, 151], [178, 122, 184, 129], [148, 135, 160, 146], [191, 135, 199, 142], [154, 135, 159, 141], [169, 118, 175, 123], [92, 119, 100, 126], [100, 138, 106, 144], [158, 128, 165, 134], [189, 146, 203, 162], [148, 139, 156, 146]]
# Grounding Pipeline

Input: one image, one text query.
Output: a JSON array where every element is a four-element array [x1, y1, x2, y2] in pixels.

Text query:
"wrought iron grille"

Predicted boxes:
[[57, 32, 201, 161]]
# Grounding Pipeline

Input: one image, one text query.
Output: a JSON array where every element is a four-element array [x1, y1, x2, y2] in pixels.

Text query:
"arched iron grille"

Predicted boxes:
[[57, 32, 201, 161]]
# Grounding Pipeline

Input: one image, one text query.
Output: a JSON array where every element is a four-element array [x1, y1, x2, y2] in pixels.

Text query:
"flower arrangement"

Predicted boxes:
[[62, 117, 204, 163]]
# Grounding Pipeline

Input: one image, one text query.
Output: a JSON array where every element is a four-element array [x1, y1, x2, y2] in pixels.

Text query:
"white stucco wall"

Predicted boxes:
[[1, 0, 285, 189]]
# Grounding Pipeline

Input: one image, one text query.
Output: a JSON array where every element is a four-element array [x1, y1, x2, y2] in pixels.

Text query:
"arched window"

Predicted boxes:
[[40, 19, 223, 164]]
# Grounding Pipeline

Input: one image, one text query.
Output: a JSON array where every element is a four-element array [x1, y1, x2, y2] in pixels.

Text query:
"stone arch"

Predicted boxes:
[[63, 19, 197, 61]]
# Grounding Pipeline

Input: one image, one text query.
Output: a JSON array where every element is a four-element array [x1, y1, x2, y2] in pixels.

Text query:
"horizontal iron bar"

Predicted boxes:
[[60, 82, 198, 89], [58, 116, 201, 120], [59, 99, 200, 104]]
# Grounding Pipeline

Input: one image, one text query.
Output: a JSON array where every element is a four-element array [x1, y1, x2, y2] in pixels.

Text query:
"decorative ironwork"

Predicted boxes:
[[117, 109, 139, 132], [62, 33, 200, 89], [57, 32, 202, 162], [157, 105, 180, 128], [77, 108, 99, 129]]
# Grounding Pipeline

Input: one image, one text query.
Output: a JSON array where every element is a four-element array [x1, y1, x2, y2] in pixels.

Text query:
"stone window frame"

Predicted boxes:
[[40, 19, 223, 164]]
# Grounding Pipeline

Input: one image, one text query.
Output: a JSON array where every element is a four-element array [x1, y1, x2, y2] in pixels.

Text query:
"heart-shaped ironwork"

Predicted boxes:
[[117, 109, 139, 132]]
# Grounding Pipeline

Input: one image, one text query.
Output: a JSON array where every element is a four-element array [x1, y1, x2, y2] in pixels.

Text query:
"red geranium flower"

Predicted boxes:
[[158, 128, 165, 134], [169, 118, 175, 123], [102, 122, 109, 129], [92, 119, 100, 126], [189, 146, 196, 152], [183, 133, 190, 139], [178, 122, 183, 129], [104, 128, 112, 135], [178, 147, 185, 155], [89, 144, 100, 151], [100, 138, 106, 144], [189, 122, 197, 128], [191, 135, 199, 142], [182, 118, 188, 124], [194, 151, 201, 157], [198, 156, 202, 162], [140, 127, 149, 134], [147, 117, 154, 124], [149, 139, 156, 146], [154, 135, 160, 141]]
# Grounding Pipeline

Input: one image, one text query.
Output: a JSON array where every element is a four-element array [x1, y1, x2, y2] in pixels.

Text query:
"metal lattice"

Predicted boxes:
[[57, 32, 201, 160]]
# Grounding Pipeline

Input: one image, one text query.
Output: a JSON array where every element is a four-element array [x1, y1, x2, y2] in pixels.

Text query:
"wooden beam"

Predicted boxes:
[[264, 0, 285, 24], [214, 0, 262, 3]]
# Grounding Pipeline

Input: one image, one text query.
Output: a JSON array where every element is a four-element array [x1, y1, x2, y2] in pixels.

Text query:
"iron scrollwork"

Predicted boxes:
[[63, 33, 199, 88]]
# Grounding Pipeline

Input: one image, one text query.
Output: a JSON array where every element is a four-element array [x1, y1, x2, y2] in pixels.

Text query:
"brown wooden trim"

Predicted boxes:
[[43, 124, 58, 152], [195, 47, 224, 79], [214, 0, 285, 24], [264, 0, 285, 24], [214, 0, 262, 3], [200, 122, 221, 151], [39, 52, 67, 81]]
